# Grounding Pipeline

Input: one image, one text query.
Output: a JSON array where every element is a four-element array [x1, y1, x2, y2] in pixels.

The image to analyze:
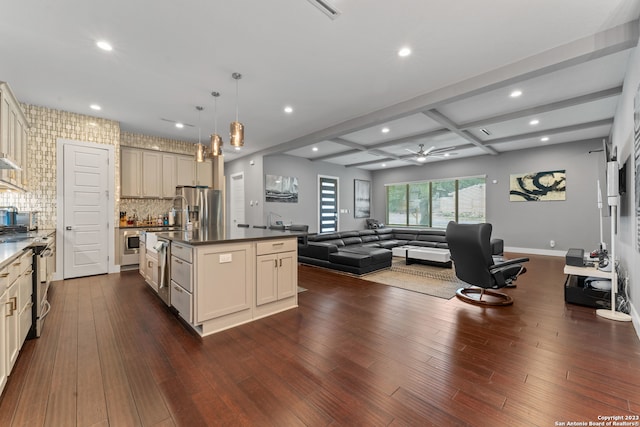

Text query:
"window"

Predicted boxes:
[[385, 176, 486, 227]]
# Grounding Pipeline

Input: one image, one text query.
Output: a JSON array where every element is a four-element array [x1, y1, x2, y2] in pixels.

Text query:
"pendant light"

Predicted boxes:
[[209, 91, 223, 157], [229, 72, 244, 148], [195, 106, 206, 162]]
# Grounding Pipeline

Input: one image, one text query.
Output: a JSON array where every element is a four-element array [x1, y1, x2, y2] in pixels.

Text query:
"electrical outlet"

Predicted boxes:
[[550, 240, 556, 248], [219, 253, 232, 263]]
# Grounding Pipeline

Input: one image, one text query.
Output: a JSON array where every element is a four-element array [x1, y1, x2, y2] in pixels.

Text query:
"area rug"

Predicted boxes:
[[361, 259, 463, 299]]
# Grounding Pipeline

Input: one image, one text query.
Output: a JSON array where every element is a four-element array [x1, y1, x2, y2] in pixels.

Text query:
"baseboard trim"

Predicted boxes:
[[505, 246, 566, 257]]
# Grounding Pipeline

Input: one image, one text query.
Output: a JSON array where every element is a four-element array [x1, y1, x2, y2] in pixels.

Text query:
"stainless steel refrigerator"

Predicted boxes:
[[174, 186, 222, 233]]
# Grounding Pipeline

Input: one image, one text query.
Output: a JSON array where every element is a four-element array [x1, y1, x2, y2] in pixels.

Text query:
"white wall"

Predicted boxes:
[[610, 22, 640, 334]]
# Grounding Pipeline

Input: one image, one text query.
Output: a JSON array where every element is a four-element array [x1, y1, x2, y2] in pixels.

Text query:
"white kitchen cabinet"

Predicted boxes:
[[170, 242, 193, 323], [139, 241, 147, 278], [195, 160, 213, 187], [121, 147, 142, 197], [195, 242, 252, 323], [176, 155, 195, 186], [256, 240, 296, 306], [0, 82, 29, 191], [142, 151, 162, 197], [145, 252, 159, 292], [0, 273, 8, 396], [161, 154, 177, 198], [5, 278, 19, 374], [17, 255, 33, 347]]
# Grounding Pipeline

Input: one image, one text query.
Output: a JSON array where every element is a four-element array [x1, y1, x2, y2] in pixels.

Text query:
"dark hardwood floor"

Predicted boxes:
[[1, 254, 639, 426]]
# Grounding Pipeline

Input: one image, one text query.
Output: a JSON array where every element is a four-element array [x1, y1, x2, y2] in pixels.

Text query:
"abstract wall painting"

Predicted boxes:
[[354, 179, 371, 218], [509, 170, 566, 202], [265, 174, 299, 203]]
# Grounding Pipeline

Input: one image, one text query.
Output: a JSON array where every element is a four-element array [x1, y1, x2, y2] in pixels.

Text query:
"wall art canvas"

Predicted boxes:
[[509, 170, 566, 202], [265, 174, 298, 203], [354, 179, 371, 218]]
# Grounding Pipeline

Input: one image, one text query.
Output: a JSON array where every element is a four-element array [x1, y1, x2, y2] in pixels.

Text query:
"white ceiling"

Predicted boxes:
[[1, 0, 639, 170]]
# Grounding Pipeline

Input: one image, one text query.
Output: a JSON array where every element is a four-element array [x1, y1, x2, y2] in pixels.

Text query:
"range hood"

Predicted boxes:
[[0, 154, 22, 170]]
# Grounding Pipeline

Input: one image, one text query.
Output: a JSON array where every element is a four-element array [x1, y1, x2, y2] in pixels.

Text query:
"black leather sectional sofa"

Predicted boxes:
[[298, 227, 504, 275]]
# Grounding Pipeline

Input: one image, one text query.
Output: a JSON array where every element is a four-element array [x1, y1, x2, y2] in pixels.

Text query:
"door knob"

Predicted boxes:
[[66, 226, 72, 230]]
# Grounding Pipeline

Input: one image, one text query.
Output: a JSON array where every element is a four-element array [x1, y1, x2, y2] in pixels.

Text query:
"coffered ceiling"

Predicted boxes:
[[1, 1, 639, 170]]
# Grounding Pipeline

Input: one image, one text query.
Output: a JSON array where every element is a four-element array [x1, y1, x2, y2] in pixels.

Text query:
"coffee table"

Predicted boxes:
[[406, 247, 451, 268]]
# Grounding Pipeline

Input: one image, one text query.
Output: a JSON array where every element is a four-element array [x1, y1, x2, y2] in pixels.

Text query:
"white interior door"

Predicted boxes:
[[229, 172, 245, 227], [63, 144, 109, 279]]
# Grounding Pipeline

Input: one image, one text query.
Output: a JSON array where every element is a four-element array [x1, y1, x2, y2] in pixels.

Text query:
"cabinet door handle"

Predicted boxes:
[[0, 273, 9, 278], [5, 301, 13, 317], [273, 242, 284, 246], [279, 259, 282, 267], [173, 285, 183, 293], [274, 259, 277, 268], [11, 296, 17, 311], [174, 259, 183, 265]]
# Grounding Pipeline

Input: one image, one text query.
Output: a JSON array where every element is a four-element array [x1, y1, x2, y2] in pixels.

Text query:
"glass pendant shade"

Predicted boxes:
[[230, 121, 244, 147], [195, 143, 206, 162], [210, 133, 223, 157]]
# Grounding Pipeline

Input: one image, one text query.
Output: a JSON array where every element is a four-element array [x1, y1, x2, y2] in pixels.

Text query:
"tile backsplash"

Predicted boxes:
[[0, 104, 199, 229]]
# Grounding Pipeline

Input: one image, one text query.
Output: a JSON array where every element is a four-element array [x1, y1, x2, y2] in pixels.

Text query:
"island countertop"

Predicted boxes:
[[153, 227, 304, 246]]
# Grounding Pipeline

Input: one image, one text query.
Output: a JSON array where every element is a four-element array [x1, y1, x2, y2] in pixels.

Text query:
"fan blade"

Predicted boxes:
[[423, 146, 437, 155], [405, 148, 419, 155], [430, 146, 456, 154]]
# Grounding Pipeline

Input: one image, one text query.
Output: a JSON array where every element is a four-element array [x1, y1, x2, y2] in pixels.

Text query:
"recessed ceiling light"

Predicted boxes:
[[443, 153, 450, 157], [284, 106, 293, 114], [90, 104, 101, 111], [541, 137, 549, 142], [175, 122, 184, 129], [381, 163, 386, 167], [381, 127, 390, 134], [235, 146, 241, 151], [398, 47, 411, 57], [96, 40, 113, 51], [510, 90, 523, 98], [312, 147, 318, 152], [529, 119, 539, 126], [417, 156, 427, 162]]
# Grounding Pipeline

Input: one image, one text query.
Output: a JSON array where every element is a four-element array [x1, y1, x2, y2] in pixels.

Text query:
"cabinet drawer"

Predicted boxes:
[[0, 268, 9, 293], [172, 243, 193, 263], [256, 239, 297, 255], [19, 250, 33, 274], [170, 280, 193, 323], [171, 255, 192, 292], [18, 270, 32, 308]]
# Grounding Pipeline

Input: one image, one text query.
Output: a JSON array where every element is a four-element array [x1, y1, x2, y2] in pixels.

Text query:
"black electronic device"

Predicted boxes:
[[566, 248, 585, 267]]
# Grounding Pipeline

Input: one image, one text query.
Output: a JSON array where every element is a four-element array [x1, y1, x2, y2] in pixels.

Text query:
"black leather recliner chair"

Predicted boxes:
[[446, 221, 529, 306]]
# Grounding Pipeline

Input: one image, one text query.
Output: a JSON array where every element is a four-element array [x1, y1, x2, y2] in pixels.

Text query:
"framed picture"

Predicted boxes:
[[354, 179, 371, 218], [265, 174, 298, 203], [509, 170, 566, 202]]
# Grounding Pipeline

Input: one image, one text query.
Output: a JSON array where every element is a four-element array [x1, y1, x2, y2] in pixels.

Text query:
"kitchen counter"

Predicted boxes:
[[0, 229, 55, 269], [116, 224, 182, 230], [154, 226, 304, 246]]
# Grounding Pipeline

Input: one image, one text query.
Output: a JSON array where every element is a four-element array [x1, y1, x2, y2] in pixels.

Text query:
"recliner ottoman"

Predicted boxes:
[[328, 247, 392, 275]]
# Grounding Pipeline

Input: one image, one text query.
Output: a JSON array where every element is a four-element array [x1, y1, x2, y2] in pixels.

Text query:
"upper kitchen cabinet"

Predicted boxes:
[[161, 154, 177, 198], [141, 151, 161, 197], [195, 160, 213, 187], [176, 155, 195, 186], [0, 82, 29, 192], [121, 147, 142, 197]]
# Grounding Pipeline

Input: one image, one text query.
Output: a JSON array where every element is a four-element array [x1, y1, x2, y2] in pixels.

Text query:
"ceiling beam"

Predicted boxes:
[[486, 118, 613, 145], [459, 86, 623, 130], [256, 20, 637, 158], [423, 109, 498, 155]]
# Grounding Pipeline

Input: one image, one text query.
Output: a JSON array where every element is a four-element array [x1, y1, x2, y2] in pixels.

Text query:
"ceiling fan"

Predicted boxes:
[[405, 144, 457, 162]]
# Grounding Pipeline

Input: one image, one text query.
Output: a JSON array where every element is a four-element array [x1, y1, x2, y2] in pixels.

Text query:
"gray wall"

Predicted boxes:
[[371, 139, 607, 253], [224, 154, 265, 228], [250, 154, 373, 233]]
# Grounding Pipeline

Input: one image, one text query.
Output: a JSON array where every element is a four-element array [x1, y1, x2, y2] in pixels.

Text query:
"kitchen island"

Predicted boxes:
[[154, 227, 301, 337]]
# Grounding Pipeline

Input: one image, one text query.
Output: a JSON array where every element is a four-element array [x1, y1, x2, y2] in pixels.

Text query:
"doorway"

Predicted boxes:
[[318, 175, 338, 233], [57, 139, 115, 279], [229, 172, 245, 227]]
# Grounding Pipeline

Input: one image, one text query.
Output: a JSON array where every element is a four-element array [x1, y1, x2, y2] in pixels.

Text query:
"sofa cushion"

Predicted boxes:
[[308, 232, 340, 242], [342, 236, 363, 246], [360, 234, 379, 243], [408, 240, 438, 248], [375, 229, 394, 240], [358, 230, 376, 237], [393, 232, 418, 241], [415, 234, 447, 243], [339, 231, 361, 238], [329, 247, 392, 267], [378, 240, 402, 249]]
